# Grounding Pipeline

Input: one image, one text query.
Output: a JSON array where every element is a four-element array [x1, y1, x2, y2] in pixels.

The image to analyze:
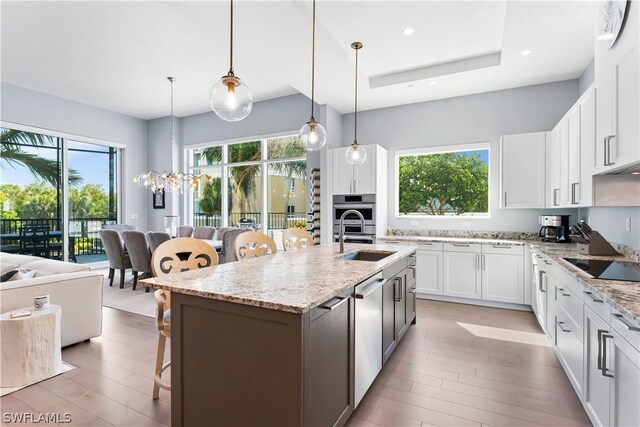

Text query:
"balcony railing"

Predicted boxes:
[[1, 217, 115, 261], [194, 212, 307, 229]]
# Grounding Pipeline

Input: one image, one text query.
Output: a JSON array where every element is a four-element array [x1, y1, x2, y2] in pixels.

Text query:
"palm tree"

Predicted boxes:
[[1, 129, 82, 186]]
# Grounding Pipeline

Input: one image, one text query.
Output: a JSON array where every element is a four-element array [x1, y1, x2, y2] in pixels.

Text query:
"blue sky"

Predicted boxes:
[[2, 143, 113, 189]]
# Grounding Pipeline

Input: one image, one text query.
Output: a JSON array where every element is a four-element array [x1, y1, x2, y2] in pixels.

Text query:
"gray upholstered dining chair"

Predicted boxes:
[[215, 227, 235, 241], [176, 225, 194, 237], [146, 232, 171, 254], [100, 229, 131, 289], [193, 226, 216, 240], [218, 228, 251, 264], [122, 231, 152, 292]]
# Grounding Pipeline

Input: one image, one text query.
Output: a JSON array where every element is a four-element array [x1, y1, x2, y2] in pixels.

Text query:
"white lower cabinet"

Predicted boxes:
[[609, 330, 640, 427], [481, 253, 524, 304], [554, 305, 583, 395], [416, 249, 443, 295], [584, 306, 612, 427], [443, 251, 481, 299]]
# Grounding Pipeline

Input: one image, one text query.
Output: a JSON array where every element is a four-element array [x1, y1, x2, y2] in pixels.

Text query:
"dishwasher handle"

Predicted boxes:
[[354, 278, 385, 299]]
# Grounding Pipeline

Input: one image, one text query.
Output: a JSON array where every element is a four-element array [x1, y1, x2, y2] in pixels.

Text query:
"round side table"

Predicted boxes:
[[1, 304, 62, 388]]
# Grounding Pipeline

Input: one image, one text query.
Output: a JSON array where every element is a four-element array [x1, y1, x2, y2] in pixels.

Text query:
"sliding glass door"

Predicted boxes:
[[1, 127, 120, 263]]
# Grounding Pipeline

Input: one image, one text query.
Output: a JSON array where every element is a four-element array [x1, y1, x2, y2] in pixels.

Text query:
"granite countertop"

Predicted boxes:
[[531, 243, 640, 323], [140, 243, 415, 314], [379, 235, 528, 246]]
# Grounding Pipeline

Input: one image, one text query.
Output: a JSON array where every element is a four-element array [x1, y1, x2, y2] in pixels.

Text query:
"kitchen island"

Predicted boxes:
[[141, 243, 417, 427]]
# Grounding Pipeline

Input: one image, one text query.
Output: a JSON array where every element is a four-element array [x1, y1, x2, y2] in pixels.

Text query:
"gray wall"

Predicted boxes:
[[341, 79, 581, 233], [146, 116, 182, 231], [181, 94, 316, 147], [580, 206, 640, 248], [0, 82, 148, 230], [578, 59, 595, 96]]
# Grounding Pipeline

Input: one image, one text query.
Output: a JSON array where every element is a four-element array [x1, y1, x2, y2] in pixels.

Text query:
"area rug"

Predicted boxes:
[[1, 362, 75, 396], [94, 268, 156, 318]]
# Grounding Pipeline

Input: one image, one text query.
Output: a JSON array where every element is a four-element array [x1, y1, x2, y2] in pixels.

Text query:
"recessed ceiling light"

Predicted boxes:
[[631, 171, 640, 175], [520, 49, 532, 56], [429, 81, 438, 86], [598, 33, 614, 40], [402, 27, 415, 36]]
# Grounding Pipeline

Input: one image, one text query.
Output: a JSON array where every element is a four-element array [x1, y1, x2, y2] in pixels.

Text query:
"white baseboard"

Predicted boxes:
[[416, 293, 532, 312]]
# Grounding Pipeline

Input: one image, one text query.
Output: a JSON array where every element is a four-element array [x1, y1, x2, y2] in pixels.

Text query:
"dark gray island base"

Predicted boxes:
[[142, 244, 417, 426]]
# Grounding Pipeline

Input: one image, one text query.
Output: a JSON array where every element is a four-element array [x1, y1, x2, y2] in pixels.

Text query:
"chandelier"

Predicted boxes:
[[135, 77, 209, 193]]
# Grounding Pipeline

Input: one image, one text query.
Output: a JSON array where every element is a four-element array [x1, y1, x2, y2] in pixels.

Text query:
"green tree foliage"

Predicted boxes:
[[0, 183, 112, 219], [199, 177, 222, 214], [398, 152, 489, 216], [1, 129, 82, 186]]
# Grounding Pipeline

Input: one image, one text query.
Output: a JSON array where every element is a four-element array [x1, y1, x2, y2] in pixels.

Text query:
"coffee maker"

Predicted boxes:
[[539, 215, 571, 243]]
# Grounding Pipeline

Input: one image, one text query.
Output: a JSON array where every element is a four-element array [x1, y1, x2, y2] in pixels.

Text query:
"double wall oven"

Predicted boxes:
[[333, 194, 377, 244]]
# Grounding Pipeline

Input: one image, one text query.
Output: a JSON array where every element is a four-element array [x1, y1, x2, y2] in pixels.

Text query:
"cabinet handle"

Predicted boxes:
[[408, 286, 416, 294], [612, 313, 640, 331], [409, 252, 416, 258], [544, 260, 552, 265], [603, 136, 609, 167], [571, 183, 579, 205], [409, 265, 416, 271], [504, 192, 507, 207], [475, 254, 480, 270], [481, 255, 485, 271], [419, 242, 433, 246], [453, 244, 470, 247], [491, 245, 512, 249], [601, 332, 614, 378], [394, 277, 402, 302], [553, 188, 559, 206], [320, 296, 349, 311], [584, 291, 603, 303], [605, 135, 616, 166], [557, 320, 571, 333], [535, 255, 543, 259], [597, 329, 606, 371], [557, 287, 571, 297], [539, 271, 546, 292]]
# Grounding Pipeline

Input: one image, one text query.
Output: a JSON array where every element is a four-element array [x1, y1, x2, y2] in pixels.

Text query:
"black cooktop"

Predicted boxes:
[[563, 258, 640, 282]]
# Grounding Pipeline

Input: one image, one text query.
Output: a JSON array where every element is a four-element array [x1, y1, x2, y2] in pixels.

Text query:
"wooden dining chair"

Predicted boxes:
[[282, 228, 314, 251], [150, 237, 218, 399], [233, 231, 277, 261]]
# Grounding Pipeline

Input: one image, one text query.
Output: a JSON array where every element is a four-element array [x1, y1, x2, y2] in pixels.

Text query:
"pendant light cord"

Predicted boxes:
[[229, 0, 234, 74], [354, 46, 358, 144], [310, 0, 316, 120]]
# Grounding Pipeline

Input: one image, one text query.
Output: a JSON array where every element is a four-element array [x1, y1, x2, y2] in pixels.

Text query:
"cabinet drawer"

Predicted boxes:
[[416, 241, 444, 251], [555, 305, 583, 394], [406, 264, 416, 287], [554, 281, 583, 339], [482, 244, 524, 256], [583, 288, 611, 322], [443, 242, 481, 253], [610, 309, 640, 352]]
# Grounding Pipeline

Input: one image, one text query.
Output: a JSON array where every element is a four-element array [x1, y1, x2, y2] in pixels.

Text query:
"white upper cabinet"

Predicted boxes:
[[546, 127, 561, 207], [577, 87, 596, 207], [500, 132, 546, 208], [331, 144, 383, 195], [594, 45, 640, 174], [567, 107, 581, 206], [559, 118, 570, 207]]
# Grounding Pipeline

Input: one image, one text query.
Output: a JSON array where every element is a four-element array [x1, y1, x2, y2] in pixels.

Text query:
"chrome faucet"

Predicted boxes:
[[339, 209, 366, 254]]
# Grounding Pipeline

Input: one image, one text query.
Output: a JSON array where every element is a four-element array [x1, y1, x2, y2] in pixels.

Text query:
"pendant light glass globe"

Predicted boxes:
[[299, 119, 327, 151], [210, 74, 253, 122], [345, 143, 367, 165]]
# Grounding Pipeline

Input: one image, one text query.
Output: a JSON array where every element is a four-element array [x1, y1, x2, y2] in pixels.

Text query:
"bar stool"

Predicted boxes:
[[282, 228, 314, 251], [233, 231, 277, 260], [150, 237, 219, 399]]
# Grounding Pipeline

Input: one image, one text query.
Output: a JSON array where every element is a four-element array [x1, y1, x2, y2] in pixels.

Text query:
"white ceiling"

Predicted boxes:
[[0, 1, 597, 120]]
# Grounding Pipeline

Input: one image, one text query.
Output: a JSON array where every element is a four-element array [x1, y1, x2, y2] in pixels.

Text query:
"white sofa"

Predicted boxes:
[[0, 253, 104, 347]]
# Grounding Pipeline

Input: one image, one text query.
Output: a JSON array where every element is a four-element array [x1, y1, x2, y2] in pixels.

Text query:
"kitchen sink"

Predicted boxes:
[[342, 250, 396, 262]]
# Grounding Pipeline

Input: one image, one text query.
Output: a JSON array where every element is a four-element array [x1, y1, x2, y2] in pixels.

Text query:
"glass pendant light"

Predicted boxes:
[[345, 42, 367, 165], [299, 0, 327, 151], [210, 0, 253, 122]]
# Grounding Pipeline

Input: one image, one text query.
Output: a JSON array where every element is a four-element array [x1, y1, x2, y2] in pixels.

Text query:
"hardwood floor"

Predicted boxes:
[[0, 300, 589, 426]]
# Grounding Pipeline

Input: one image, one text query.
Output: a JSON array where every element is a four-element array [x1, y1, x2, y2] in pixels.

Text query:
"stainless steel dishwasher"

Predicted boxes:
[[354, 272, 385, 407]]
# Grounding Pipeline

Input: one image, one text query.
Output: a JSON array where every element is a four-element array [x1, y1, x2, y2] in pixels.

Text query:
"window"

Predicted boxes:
[[1, 127, 121, 263], [396, 144, 489, 217], [188, 134, 307, 248]]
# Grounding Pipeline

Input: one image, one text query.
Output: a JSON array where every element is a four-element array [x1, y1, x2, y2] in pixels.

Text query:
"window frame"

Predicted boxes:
[[185, 131, 307, 232], [394, 142, 491, 219]]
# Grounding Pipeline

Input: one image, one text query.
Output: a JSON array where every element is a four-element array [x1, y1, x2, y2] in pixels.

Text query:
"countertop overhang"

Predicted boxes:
[[140, 243, 416, 314]]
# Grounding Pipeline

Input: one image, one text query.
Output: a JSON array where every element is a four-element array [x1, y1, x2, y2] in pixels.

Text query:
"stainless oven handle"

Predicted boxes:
[[334, 204, 375, 210]]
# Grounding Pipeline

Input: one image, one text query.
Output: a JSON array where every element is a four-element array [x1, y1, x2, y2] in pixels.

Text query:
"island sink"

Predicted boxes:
[[342, 250, 396, 262]]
